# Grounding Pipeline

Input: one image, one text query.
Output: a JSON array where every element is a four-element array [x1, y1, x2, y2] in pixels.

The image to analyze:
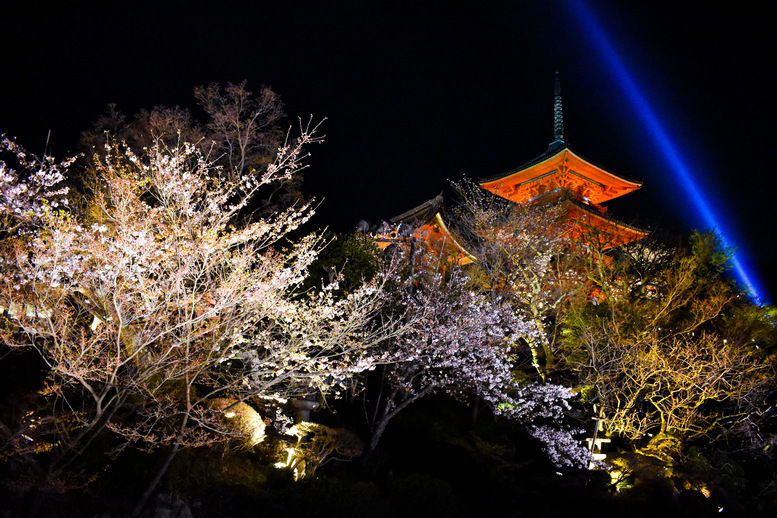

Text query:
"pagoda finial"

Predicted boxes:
[[553, 71, 565, 144]]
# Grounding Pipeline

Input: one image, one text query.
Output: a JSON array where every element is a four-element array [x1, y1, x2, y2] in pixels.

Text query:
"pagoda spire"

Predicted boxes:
[[551, 71, 565, 147]]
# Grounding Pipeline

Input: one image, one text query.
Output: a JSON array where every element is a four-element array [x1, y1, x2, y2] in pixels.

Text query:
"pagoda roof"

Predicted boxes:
[[559, 196, 648, 249], [390, 194, 445, 225], [376, 194, 475, 265], [479, 144, 642, 205]]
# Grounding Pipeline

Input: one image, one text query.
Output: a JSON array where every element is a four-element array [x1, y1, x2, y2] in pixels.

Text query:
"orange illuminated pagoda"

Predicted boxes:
[[479, 75, 647, 249], [373, 75, 646, 263]]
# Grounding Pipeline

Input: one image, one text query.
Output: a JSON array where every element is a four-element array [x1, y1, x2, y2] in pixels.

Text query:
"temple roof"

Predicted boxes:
[[376, 194, 474, 265], [479, 145, 642, 205], [481, 74, 642, 206], [559, 196, 648, 249], [389, 194, 445, 225]]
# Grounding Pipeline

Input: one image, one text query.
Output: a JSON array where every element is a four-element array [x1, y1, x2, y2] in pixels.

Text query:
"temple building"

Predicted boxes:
[[373, 194, 474, 267], [373, 75, 646, 262], [479, 75, 647, 249]]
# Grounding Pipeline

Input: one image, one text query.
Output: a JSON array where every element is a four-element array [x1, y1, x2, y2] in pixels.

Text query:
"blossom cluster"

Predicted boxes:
[[0, 136, 73, 230], [0, 128, 394, 457], [367, 250, 591, 467]]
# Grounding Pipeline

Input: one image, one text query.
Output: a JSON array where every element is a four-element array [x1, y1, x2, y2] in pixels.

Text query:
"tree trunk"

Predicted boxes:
[[363, 414, 391, 465], [362, 386, 434, 465], [132, 431, 185, 517], [133, 382, 193, 517], [470, 393, 480, 429]]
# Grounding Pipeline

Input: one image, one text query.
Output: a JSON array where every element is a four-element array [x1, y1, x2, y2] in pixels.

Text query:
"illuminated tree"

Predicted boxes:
[[80, 81, 293, 211], [0, 135, 72, 233], [562, 233, 775, 453], [451, 179, 580, 382], [0, 126, 396, 507], [361, 249, 591, 468]]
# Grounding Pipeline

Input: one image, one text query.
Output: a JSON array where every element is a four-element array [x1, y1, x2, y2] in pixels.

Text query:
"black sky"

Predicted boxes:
[[1, 1, 775, 300]]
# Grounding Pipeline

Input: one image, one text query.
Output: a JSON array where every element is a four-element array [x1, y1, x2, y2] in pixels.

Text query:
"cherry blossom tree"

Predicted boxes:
[[361, 249, 591, 468], [0, 125, 400, 509], [0, 135, 72, 232], [451, 179, 580, 382]]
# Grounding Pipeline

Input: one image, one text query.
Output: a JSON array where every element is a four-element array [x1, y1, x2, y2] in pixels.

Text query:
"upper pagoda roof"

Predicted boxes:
[[479, 144, 642, 206], [482, 73, 642, 206]]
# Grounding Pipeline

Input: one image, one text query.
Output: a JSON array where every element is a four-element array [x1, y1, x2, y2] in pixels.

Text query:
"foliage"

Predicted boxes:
[[361, 245, 591, 468], [0, 126, 397, 500], [300, 231, 381, 297], [451, 178, 581, 382], [562, 232, 776, 448]]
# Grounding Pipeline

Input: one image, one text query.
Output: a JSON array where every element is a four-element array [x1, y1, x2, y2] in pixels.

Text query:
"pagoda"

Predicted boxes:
[[479, 74, 647, 249], [373, 75, 646, 263]]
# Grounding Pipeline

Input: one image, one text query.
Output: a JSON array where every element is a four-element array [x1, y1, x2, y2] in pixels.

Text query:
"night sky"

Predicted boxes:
[[2, 1, 775, 301]]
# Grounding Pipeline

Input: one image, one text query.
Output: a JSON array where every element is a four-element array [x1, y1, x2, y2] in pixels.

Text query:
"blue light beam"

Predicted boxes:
[[569, 0, 766, 303]]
